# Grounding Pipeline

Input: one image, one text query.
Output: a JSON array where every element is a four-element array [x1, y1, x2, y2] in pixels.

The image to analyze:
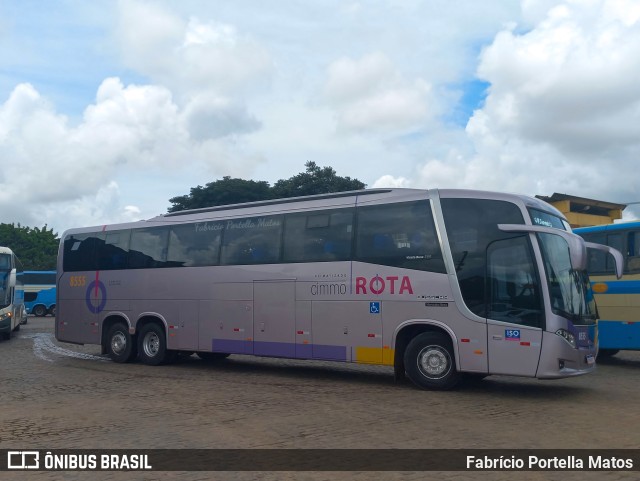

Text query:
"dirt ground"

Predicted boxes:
[[1, 317, 639, 481]]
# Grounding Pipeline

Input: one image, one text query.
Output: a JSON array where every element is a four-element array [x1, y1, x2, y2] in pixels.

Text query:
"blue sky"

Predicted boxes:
[[1, 0, 640, 233]]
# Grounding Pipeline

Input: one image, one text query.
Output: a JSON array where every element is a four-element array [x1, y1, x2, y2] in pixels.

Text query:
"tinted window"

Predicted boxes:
[[168, 222, 222, 267], [22, 272, 56, 284], [627, 231, 640, 273], [582, 233, 608, 273], [220, 216, 283, 265], [487, 236, 543, 328], [129, 227, 173, 269], [355, 200, 445, 273], [63, 233, 103, 271], [441, 198, 525, 317], [283, 209, 353, 263], [97, 230, 130, 270]]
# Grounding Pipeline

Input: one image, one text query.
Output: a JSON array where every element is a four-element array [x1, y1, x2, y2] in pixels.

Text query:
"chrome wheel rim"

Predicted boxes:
[[417, 346, 450, 379], [111, 332, 127, 355], [143, 332, 160, 358]]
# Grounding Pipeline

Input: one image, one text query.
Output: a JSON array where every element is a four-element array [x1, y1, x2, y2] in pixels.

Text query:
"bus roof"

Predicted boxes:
[[574, 220, 640, 234], [59, 187, 566, 236]]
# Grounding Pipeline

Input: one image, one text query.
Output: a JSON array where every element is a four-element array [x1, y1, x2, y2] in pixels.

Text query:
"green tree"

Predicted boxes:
[[0, 223, 59, 270], [168, 162, 366, 212], [168, 177, 272, 213], [271, 161, 365, 199]]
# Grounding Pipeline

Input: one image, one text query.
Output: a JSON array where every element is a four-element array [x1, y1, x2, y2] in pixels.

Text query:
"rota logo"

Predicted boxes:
[[355, 275, 413, 295]]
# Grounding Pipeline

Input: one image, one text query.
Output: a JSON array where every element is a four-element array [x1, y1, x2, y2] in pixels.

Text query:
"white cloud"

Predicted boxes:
[[3, 0, 640, 235], [116, 0, 272, 96], [408, 0, 640, 207], [324, 53, 434, 134], [372, 175, 410, 188]]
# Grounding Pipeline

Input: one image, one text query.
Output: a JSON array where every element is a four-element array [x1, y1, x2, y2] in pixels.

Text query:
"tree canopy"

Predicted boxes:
[[0, 223, 59, 270], [168, 162, 366, 212]]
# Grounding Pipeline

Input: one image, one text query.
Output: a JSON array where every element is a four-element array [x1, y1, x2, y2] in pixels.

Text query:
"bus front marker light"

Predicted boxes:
[[555, 329, 576, 348]]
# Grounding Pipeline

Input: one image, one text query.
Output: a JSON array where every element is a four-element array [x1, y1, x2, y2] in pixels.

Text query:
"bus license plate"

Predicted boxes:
[[586, 354, 595, 366]]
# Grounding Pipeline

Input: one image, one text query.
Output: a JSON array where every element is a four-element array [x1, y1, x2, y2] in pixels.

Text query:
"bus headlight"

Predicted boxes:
[[555, 329, 576, 348]]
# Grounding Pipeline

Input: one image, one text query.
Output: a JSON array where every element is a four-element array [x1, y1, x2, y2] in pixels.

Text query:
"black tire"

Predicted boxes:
[[197, 352, 230, 361], [138, 323, 171, 366], [48, 305, 56, 317], [404, 332, 460, 390], [33, 305, 47, 317], [598, 349, 619, 358], [106, 322, 137, 363]]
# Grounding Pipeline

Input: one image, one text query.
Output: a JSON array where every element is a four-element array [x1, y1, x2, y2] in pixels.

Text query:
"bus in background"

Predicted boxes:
[[0, 246, 27, 340], [575, 222, 640, 357], [22, 270, 57, 317], [56, 189, 622, 390]]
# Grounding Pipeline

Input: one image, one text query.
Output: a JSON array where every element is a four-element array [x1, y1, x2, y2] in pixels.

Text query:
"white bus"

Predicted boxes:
[[0, 246, 27, 340], [55, 189, 621, 389]]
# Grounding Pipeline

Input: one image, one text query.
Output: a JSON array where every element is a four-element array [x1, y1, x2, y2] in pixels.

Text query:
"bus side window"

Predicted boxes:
[[583, 233, 607, 274], [627, 231, 640, 273], [128, 227, 170, 269], [355, 200, 445, 273], [283, 210, 353, 263], [606, 233, 624, 274], [98, 230, 130, 270], [220, 215, 283, 265]]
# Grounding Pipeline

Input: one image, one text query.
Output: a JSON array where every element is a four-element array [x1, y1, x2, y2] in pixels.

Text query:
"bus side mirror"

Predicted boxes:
[[584, 242, 624, 279], [8, 269, 16, 287], [498, 224, 587, 271]]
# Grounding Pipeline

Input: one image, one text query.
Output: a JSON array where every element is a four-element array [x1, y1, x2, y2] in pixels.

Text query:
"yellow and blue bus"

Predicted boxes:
[[575, 222, 640, 357]]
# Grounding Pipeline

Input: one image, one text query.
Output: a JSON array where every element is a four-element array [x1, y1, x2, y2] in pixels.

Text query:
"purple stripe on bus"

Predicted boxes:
[[212, 339, 252, 355], [211, 339, 347, 361], [312, 344, 347, 361], [295, 344, 313, 359], [253, 341, 296, 358]]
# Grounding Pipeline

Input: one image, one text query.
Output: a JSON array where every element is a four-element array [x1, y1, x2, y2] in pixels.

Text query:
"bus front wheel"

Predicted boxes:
[[106, 323, 137, 363], [404, 332, 460, 390], [138, 323, 172, 366]]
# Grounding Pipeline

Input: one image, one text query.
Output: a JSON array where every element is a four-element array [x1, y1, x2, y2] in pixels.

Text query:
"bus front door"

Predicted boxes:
[[485, 235, 543, 377], [487, 322, 542, 376]]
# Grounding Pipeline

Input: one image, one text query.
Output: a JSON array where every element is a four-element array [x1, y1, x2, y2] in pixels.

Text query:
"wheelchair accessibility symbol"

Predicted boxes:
[[370, 302, 380, 314]]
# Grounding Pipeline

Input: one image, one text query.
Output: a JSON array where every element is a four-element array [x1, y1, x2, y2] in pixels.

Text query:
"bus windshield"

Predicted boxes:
[[0, 252, 11, 305], [537, 232, 597, 325]]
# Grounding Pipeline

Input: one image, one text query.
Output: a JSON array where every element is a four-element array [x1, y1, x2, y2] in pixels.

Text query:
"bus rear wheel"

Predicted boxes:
[[138, 323, 172, 366], [404, 332, 460, 390], [106, 322, 137, 363], [33, 305, 47, 317]]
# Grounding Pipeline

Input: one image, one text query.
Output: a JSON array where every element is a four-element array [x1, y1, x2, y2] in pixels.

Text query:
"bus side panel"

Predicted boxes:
[[598, 320, 640, 349], [311, 300, 379, 362], [253, 281, 296, 358], [592, 275, 640, 350], [199, 297, 253, 355]]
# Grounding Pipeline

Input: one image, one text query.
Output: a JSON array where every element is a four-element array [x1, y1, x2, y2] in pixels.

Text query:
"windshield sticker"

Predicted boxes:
[[533, 217, 553, 228]]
